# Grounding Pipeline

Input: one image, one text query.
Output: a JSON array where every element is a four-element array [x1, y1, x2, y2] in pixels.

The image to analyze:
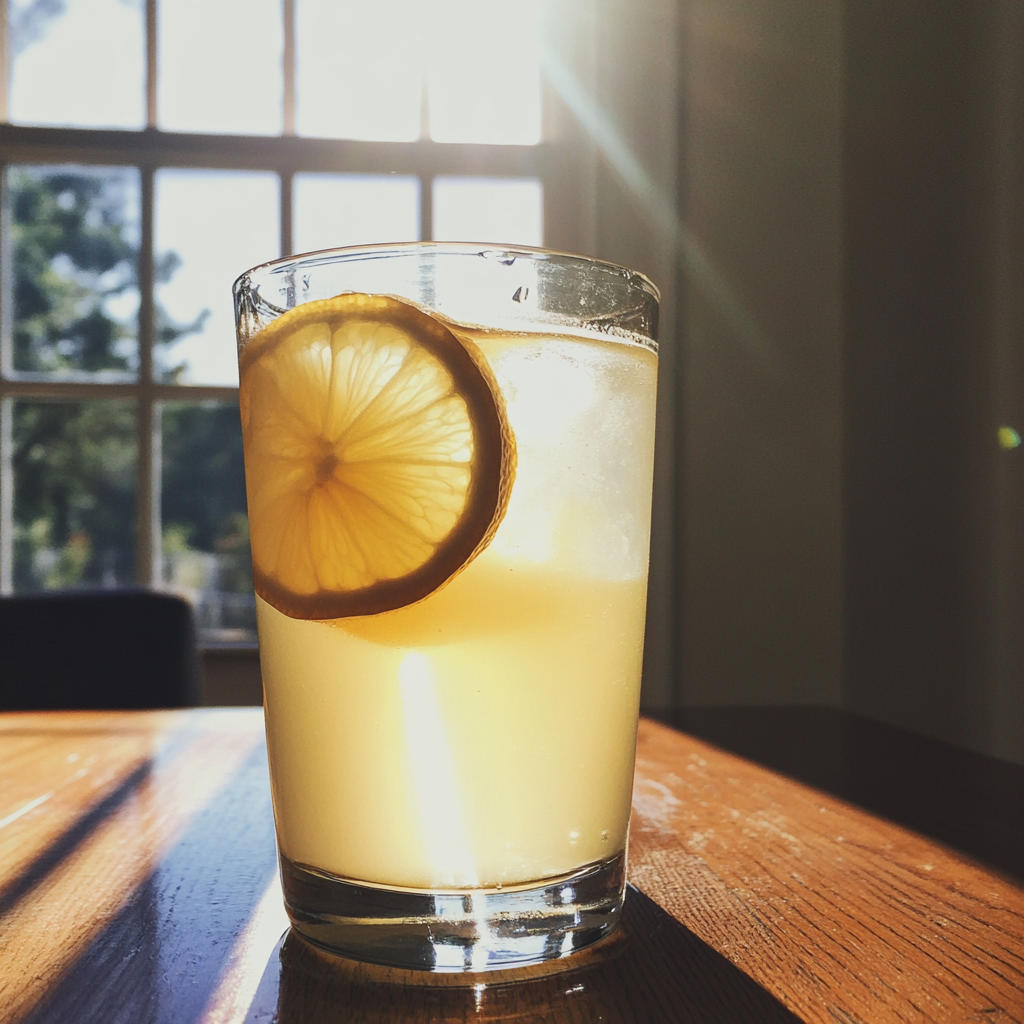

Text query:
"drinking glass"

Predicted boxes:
[[233, 243, 659, 971]]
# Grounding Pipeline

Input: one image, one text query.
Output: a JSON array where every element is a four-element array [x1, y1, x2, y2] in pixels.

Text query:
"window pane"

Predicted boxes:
[[296, 0, 422, 141], [7, 166, 139, 379], [293, 174, 419, 254], [7, 0, 144, 129], [158, 0, 283, 135], [426, 1, 541, 145], [432, 177, 543, 246], [161, 402, 255, 645], [155, 170, 279, 386], [12, 400, 136, 592]]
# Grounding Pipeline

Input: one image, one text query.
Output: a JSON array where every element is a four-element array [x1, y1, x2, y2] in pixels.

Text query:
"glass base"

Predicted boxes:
[[280, 850, 626, 972]]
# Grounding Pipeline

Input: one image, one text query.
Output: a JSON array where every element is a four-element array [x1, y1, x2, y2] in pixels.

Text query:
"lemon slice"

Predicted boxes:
[[239, 293, 515, 620]]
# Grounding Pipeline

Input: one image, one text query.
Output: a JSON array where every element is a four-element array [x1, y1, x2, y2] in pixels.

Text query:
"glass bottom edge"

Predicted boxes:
[[280, 850, 627, 973]]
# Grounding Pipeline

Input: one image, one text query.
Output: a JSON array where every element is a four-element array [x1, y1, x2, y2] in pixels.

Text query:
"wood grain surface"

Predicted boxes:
[[0, 709, 1021, 1024], [653, 705, 1024, 882], [629, 718, 1024, 1024]]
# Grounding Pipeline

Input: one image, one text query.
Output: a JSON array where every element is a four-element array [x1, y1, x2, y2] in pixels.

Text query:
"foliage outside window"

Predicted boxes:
[[0, 0, 548, 646]]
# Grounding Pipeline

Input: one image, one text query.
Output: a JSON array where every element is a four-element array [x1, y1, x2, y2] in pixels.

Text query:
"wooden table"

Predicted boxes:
[[1, 709, 1021, 1023]]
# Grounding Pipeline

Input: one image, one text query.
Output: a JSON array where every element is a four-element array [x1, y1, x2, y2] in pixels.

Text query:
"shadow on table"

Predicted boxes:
[[244, 885, 802, 1024], [18, 742, 278, 1024], [650, 706, 1024, 882]]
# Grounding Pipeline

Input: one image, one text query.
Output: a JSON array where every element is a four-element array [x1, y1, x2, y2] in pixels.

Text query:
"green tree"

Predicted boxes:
[[9, 167, 248, 605], [11, 169, 195, 376], [11, 168, 145, 588], [12, 170, 137, 374], [13, 399, 136, 588], [161, 403, 251, 596]]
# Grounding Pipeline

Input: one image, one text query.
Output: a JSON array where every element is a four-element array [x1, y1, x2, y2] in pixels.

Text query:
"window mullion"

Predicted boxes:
[[137, 165, 159, 587], [420, 174, 433, 241], [146, 0, 158, 128], [283, 0, 296, 136], [0, 2, 9, 124], [281, 170, 293, 258]]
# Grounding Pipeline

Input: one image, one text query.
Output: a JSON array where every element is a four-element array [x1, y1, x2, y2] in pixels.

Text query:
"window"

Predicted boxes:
[[0, 0, 558, 645]]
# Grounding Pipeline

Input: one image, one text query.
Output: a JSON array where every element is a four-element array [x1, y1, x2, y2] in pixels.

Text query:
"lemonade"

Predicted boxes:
[[253, 329, 657, 890], [234, 244, 659, 969]]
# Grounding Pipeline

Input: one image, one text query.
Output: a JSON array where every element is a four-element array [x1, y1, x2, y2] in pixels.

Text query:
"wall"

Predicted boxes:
[[843, 0, 1024, 765], [545, 0, 681, 708], [592, 0, 1024, 765], [675, 0, 845, 707], [591, 0, 681, 710]]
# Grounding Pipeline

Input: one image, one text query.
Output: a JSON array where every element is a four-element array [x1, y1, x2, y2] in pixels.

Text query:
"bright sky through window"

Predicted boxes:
[[425, 0, 542, 145], [293, 174, 420, 254], [155, 170, 279, 387], [8, 0, 145, 129], [158, 0, 284, 135], [433, 177, 543, 247], [8, 0, 542, 144], [296, 0, 423, 141], [296, 0, 541, 144]]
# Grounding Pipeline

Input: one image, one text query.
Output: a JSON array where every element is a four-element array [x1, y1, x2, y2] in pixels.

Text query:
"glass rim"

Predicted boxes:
[[232, 241, 661, 304]]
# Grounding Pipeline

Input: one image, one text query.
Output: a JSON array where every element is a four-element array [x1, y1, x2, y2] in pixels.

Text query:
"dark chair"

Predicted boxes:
[[0, 589, 201, 710]]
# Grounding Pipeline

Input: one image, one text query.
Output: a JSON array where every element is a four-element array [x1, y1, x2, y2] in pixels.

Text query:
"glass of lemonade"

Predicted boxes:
[[233, 243, 659, 972]]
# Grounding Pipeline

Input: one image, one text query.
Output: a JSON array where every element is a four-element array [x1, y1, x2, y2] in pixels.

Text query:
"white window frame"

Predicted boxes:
[[0, 0, 586, 607]]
